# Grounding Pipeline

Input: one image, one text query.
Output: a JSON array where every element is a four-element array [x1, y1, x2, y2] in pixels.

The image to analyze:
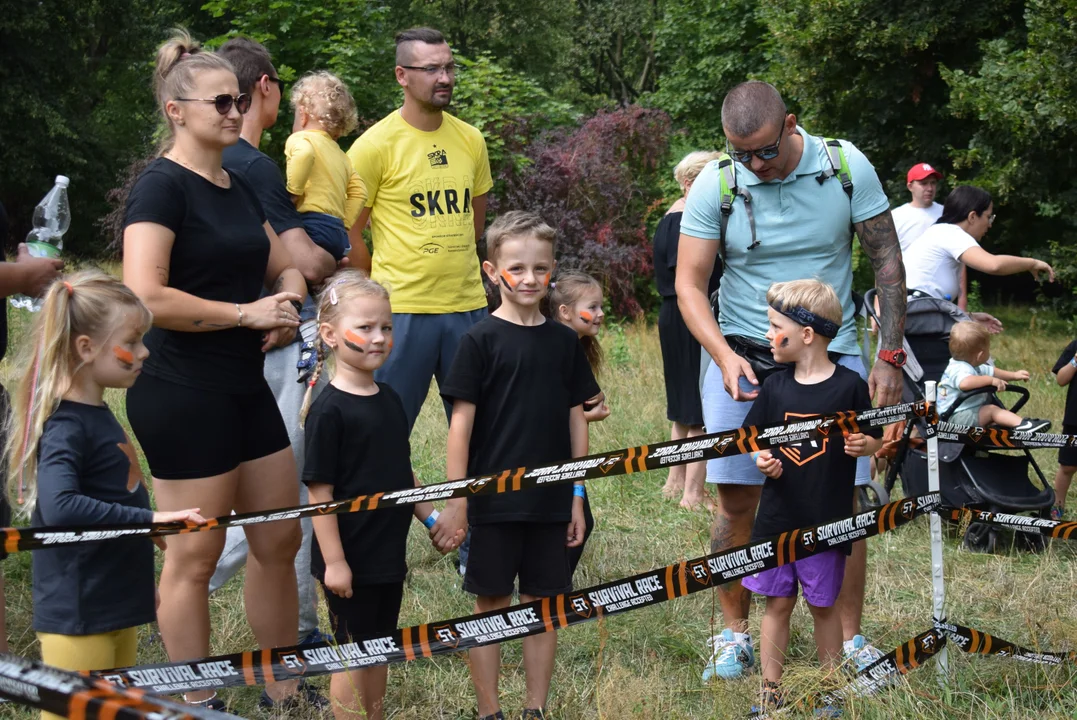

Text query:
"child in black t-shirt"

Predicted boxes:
[[739, 279, 882, 716], [1051, 339, 1077, 520], [437, 211, 600, 720], [3, 271, 205, 718], [549, 270, 609, 577], [299, 270, 460, 720]]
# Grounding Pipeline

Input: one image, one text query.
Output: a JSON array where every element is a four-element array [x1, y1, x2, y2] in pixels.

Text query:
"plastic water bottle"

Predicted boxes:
[[10, 176, 70, 311]]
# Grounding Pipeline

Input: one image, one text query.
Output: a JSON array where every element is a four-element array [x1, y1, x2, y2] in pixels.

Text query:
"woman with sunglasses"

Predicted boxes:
[[121, 30, 309, 712], [903, 185, 1054, 333]]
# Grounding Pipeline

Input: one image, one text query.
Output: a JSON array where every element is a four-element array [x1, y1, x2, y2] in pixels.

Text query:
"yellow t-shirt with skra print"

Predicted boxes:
[[347, 110, 493, 314]]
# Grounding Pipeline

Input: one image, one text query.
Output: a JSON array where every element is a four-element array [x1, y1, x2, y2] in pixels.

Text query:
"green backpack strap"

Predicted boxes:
[[715, 153, 757, 259], [818, 138, 854, 198]]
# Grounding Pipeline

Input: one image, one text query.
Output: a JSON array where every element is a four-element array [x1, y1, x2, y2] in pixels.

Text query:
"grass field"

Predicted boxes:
[[2, 298, 1076, 719]]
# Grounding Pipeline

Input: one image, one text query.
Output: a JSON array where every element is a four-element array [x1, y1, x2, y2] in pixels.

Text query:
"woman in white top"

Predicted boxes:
[[903, 185, 1054, 332]]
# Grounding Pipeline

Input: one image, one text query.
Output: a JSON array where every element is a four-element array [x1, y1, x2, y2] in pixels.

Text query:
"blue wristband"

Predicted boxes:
[[573, 485, 586, 498], [422, 510, 439, 529]]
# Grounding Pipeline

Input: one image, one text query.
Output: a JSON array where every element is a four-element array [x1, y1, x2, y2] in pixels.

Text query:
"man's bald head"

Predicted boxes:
[[721, 81, 787, 139], [395, 27, 448, 66]]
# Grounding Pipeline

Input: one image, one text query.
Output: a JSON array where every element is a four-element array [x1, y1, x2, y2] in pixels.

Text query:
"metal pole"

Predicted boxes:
[[925, 381, 948, 682]]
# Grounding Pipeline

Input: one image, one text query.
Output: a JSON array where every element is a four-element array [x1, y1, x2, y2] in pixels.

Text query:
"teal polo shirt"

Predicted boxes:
[[681, 127, 890, 356]]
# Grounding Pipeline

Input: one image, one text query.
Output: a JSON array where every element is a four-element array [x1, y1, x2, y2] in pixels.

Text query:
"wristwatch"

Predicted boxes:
[[878, 348, 908, 368]]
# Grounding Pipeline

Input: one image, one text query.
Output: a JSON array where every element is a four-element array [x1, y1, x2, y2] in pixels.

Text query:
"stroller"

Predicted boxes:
[[863, 290, 1055, 552]]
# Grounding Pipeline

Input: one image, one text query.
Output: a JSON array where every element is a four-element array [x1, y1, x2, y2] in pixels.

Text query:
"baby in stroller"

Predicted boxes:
[[939, 321, 1048, 432]]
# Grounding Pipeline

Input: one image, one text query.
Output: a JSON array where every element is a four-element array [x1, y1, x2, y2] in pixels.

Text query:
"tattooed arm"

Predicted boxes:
[[854, 210, 906, 406]]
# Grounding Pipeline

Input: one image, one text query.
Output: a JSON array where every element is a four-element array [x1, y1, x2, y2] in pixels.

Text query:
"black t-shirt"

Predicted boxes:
[[743, 366, 881, 546], [440, 316, 600, 525], [302, 383, 414, 584], [652, 211, 722, 299], [32, 401, 156, 635], [1053, 340, 1077, 426], [123, 157, 270, 393], [222, 138, 304, 236]]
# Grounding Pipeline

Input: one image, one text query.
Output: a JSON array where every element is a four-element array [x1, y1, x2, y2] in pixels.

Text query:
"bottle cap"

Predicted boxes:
[[55, 176, 70, 188]]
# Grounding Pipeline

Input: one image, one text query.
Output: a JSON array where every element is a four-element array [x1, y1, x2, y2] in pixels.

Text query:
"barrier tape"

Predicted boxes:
[[0, 401, 929, 554], [90, 493, 940, 695], [937, 421, 1077, 450], [820, 628, 945, 703], [0, 653, 229, 719], [939, 507, 1077, 541], [934, 621, 1077, 666]]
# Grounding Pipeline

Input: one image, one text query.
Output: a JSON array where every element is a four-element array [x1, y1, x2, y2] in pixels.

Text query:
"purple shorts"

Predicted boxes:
[[742, 550, 846, 607]]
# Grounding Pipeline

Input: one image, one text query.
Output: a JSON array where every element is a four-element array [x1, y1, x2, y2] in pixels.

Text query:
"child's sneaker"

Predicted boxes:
[[702, 629, 754, 681], [842, 635, 884, 673], [1051, 505, 1064, 521], [1013, 418, 1051, 433]]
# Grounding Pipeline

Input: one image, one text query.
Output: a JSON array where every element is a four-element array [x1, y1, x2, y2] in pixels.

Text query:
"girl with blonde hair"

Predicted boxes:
[[5, 272, 205, 720]]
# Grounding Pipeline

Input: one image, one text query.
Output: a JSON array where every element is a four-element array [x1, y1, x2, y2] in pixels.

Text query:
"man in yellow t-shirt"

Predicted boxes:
[[347, 26, 493, 429]]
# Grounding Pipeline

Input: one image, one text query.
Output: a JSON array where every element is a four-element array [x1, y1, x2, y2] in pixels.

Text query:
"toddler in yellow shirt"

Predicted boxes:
[[286, 71, 366, 261]]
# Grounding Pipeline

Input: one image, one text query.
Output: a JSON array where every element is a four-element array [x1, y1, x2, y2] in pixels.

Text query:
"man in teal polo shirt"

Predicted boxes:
[[675, 81, 907, 682]]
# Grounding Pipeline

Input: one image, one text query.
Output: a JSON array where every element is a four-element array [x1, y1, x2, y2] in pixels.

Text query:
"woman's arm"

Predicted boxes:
[[124, 222, 258, 331], [960, 246, 1055, 281], [957, 264, 968, 310]]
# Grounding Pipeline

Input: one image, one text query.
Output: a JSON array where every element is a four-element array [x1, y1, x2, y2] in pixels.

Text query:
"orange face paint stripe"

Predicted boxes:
[[402, 627, 416, 661], [541, 597, 554, 633], [112, 346, 135, 365], [499, 270, 517, 292], [579, 310, 594, 323]]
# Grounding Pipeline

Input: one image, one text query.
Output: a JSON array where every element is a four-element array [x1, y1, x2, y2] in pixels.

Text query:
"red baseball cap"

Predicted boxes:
[[907, 163, 942, 183]]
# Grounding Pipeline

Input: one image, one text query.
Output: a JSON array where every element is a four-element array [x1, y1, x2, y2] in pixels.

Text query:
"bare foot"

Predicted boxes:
[[680, 491, 715, 511], [662, 481, 685, 499]]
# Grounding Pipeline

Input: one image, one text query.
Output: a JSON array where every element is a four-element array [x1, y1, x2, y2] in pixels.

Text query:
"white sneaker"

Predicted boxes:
[[843, 634, 884, 672], [701, 628, 754, 681]]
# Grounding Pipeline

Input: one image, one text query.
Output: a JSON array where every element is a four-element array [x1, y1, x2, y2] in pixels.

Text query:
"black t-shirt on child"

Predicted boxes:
[[440, 316, 601, 525], [743, 366, 881, 547], [32, 401, 156, 635], [1052, 340, 1077, 426], [123, 157, 270, 394], [302, 383, 414, 585]]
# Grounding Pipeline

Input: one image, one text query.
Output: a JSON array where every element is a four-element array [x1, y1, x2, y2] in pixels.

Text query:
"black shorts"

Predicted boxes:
[[322, 582, 404, 644], [463, 522, 571, 598], [1060, 424, 1077, 467], [126, 372, 290, 480]]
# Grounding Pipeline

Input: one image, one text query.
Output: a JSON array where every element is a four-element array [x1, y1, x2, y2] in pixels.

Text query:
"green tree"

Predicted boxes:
[[646, 0, 769, 147], [759, 0, 1023, 197], [944, 0, 1077, 307], [0, 0, 185, 255]]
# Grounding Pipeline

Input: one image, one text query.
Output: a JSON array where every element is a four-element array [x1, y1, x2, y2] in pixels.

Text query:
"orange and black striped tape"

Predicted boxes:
[[0, 401, 929, 554], [0, 653, 227, 719], [91, 493, 940, 695], [935, 620, 1077, 666], [940, 507, 1077, 541]]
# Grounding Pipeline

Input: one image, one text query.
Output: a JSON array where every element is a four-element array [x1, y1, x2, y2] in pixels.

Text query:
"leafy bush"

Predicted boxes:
[[496, 105, 672, 317]]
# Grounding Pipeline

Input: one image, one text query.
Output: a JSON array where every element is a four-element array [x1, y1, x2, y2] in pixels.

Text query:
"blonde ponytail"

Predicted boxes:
[[4, 271, 151, 514]]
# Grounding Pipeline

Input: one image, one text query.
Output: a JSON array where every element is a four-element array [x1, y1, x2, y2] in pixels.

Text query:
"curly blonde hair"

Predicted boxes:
[[290, 71, 359, 139]]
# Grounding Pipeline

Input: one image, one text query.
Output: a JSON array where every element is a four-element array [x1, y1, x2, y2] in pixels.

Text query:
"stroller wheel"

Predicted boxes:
[[963, 522, 998, 553]]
